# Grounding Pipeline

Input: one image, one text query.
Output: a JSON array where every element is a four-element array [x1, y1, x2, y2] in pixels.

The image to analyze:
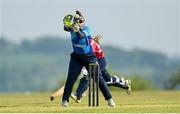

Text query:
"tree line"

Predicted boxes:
[[0, 36, 180, 92]]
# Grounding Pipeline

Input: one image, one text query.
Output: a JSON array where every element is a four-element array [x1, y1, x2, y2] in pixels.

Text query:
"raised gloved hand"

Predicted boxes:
[[64, 21, 71, 28], [63, 14, 73, 28]]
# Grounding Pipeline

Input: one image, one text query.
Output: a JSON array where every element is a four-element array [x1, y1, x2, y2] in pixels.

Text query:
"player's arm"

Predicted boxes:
[[71, 25, 86, 38], [72, 11, 87, 38]]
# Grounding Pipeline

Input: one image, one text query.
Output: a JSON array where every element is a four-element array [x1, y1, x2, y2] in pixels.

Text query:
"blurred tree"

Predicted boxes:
[[130, 75, 154, 90], [0, 36, 180, 92], [0, 38, 9, 52], [166, 70, 180, 89], [31, 37, 71, 54], [20, 39, 33, 52], [0, 62, 7, 91], [0, 38, 8, 48]]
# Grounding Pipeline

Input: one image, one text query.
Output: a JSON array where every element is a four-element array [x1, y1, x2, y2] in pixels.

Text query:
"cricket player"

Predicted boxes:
[[61, 10, 115, 107], [71, 35, 131, 103], [50, 36, 131, 103]]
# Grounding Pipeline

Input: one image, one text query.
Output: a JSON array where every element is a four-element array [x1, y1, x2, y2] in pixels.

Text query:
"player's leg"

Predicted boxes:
[[71, 57, 115, 106], [87, 63, 115, 106], [98, 57, 131, 94], [61, 56, 83, 107], [51, 67, 88, 102], [85, 57, 115, 106], [71, 76, 88, 103], [102, 69, 131, 94], [97, 58, 116, 85], [97, 71, 115, 106]]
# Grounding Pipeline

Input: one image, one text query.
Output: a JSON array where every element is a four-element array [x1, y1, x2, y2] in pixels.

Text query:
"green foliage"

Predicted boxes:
[[165, 70, 180, 89], [104, 46, 180, 89], [130, 76, 154, 90], [106, 69, 154, 90], [0, 53, 67, 92], [0, 37, 180, 92]]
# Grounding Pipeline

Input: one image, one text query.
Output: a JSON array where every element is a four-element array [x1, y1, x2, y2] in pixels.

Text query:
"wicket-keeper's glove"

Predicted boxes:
[[63, 14, 73, 28]]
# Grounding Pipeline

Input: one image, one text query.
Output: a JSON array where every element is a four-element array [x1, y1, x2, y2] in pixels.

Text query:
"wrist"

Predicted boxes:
[[72, 26, 79, 32]]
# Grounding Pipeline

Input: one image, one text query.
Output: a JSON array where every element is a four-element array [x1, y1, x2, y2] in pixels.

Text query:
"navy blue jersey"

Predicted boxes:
[[70, 26, 93, 54]]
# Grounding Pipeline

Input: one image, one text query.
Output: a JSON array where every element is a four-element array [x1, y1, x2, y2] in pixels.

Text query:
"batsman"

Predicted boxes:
[[61, 10, 115, 107]]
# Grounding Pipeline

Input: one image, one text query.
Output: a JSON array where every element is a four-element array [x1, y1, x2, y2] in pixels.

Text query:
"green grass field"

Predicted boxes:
[[0, 91, 180, 113]]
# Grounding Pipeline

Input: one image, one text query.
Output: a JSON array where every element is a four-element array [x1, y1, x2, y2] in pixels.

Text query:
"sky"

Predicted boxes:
[[0, 0, 180, 57]]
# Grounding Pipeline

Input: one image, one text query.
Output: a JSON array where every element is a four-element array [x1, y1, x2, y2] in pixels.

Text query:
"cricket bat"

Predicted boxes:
[[50, 85, 64, 101]]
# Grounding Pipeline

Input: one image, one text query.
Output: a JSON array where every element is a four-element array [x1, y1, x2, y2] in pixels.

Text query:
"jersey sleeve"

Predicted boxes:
[[81, 26, 91, 37]]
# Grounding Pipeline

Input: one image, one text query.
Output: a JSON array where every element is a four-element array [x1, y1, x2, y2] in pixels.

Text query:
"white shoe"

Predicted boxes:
[[106, 77, 113, 85], [114, 75, 120, 82], [120, 77, 125, 84], [107, 98, 116, 107], [127, 85, 131, 95], [70, 94, 81, 103], [125, 79, 131, 95], [125, 79, 131, 85], [61, 100, 69, 107]]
